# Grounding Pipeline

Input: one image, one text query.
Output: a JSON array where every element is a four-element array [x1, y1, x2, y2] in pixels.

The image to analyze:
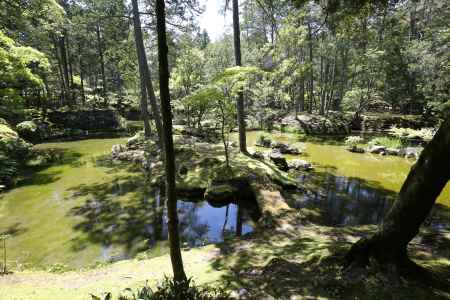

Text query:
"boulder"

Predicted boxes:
[[346, 146, 365, 153], [288, 159, 313, 171], [255, 135, 272, 148], [367, 145, 386, 154], [250, 151, 264, 160], [269, 149, 289, 171], [386, 148, 400, 156], [403, 147, 423, 159], [111, 144, 126, 158], [271, 141, 300, 155]]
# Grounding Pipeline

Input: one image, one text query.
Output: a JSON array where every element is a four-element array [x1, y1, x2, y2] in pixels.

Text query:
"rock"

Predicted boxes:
[[255, 135, 272, 148], [386, 148, 400, 156], [271, 141, 300, 155], [367, 145, 386, 154], [269, 149, 289, 171], [346, 146, 365, 153], [288, 159, 313, 171], [111, 144, 126, 158], [404, 147, 423, 159], [126, 131, 145, 148], [250, 151, 264, 160]]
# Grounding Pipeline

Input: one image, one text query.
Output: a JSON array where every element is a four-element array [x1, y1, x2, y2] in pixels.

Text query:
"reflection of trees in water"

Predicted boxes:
[[295, 171, 395, 226]]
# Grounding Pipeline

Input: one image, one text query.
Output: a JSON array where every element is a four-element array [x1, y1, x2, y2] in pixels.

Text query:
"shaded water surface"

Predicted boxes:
[[0, 138, 253, 269], [241, 131, 450, 227]]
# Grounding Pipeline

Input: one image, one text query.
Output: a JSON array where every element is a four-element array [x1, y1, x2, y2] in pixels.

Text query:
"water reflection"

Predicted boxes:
[[287, 172, 395, 226]]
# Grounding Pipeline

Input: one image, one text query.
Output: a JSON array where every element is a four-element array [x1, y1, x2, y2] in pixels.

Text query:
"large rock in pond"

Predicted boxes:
[[367, 145, 386, 154], [269, 149, 289, 171], [270, 141, 300, 155], [403, 147, 423, 159], [288, 159, 313, 171]]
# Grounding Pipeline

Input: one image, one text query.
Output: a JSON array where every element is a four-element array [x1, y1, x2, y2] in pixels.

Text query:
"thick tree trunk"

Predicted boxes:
[[345, 117, 450, 270], [155, 0, 187, 283], [232, 0, 247, 153], [131, 0, 164, 148]]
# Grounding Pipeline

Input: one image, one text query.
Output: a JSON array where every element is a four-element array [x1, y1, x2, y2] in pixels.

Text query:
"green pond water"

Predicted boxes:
[[0, 132, 449, 269]]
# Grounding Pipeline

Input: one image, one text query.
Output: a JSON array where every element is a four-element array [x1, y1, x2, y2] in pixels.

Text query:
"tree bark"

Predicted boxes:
[[307, 22, 314, 114], [345, 117, 450, 270], [140, 75, 152, 138], [155, 0, 187, 283], [232, 0, 247, 153], [131, 0, 164, 148], [96, 24, 107, 105]]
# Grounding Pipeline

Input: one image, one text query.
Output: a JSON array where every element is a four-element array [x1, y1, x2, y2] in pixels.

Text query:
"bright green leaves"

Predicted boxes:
[[0, 30, 49, 104]]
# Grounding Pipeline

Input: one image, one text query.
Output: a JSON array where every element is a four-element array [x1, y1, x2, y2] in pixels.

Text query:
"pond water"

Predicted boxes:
[[0, 138, 252, 269], [1, 132, 449, 269], [243, 131, 450, 227]]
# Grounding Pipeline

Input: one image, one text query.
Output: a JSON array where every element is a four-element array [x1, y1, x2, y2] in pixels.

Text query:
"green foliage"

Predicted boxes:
[[92, 277, 230, 300], [389, 126, 436, 142], [0, 30, 49, 105], [344, 136, 364, 147], [369, 136, 403, 149]]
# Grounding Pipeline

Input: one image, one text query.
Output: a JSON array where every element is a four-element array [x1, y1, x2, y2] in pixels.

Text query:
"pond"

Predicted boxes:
[[243, 131, 450, 227], [0, 132, 448, 270], [0, 138, 253, 269]]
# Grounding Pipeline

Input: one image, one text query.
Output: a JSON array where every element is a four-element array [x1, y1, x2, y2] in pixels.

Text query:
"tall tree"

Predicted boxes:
[[231, 0, 247, 153], [131, 0, 163, 144], [345, 116, 450, 272], [155, 0, 187, 283]]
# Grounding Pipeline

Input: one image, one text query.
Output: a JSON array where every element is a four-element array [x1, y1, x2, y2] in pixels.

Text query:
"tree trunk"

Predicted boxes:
[[131, 0, 164, 148], [232, 0, 247, 153], [140, 75, 152, 138], [345, 117, 450, 271], [307, 22, 314, 114], [155, 0, 187, 283], [59, 33, 71, 105], [96, 24, 107, 105]]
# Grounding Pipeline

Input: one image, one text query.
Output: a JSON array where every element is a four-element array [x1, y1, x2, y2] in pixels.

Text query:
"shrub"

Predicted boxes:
[[369, 136, 403, 149], [389, 126, 436, 142], [344, 136, 364, 147], [92, 277, 231, 300]]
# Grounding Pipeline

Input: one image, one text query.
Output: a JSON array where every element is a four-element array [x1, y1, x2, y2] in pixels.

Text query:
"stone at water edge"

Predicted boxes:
[[250, 151, 265, 160], [346, 146, 365, 153], [288, 159, 313, 171], [367, 145, 386, 154], [271, 141, 301, 155], [255, 135, 272, 148], [386, 148, 400, 156], [111, 144, 126, 158], [269, 149, 289, 171]]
